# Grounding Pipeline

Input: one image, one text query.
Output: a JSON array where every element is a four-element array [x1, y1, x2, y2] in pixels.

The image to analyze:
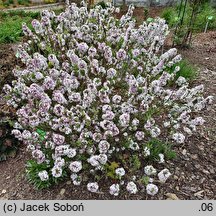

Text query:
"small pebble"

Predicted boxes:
[[1, 189, 6, 194], [60, 188, 66, 196]]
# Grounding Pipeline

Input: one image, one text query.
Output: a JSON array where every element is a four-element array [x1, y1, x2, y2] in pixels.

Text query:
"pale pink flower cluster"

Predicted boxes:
[[4, 2, 213, 196]]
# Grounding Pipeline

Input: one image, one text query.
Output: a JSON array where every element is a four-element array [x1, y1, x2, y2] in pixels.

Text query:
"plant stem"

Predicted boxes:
[[204, 21, 209, 33]]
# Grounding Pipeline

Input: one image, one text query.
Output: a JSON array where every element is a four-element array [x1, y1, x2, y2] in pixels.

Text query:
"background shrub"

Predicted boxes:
[[161, 3, 216, 32]]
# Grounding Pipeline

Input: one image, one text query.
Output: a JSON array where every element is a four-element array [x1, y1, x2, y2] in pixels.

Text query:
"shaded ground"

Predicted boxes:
[[0, 44, 19, 92], [0, 30, 215, 200], [180, 31, 216, 71]]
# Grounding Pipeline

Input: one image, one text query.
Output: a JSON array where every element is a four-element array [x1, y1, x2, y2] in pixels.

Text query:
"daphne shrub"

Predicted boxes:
[[3, 1, 213, 195]]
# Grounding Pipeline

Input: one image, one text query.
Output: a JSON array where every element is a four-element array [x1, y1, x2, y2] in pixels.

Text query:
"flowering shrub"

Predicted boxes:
[[3, 1, 213, 196]]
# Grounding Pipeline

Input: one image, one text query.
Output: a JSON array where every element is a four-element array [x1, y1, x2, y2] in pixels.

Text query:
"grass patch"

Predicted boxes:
[[0, 11, 40, 44], [0, 15, 32, 43], [0, 10, 40, 19], [176, 59, 198, 81], [167, 59, 198, 82], [146, 139, 176, 163], [17, 0, 30, 6], [0, 8, 64, 44]]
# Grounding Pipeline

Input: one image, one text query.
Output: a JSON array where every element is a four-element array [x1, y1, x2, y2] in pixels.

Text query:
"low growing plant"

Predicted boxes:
[[4, 1, 213, 196], [0, 11, 40, 44], [0, 16, 32, 43], [2, 0, 14, 7], [17, 0, 30, 6], [175, 59, 198, 80]]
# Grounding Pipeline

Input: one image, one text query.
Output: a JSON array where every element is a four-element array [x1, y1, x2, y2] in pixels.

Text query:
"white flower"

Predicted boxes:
[[116, 49, 126, 60], [132, 118, 139, 126], [87, 182, 99, 193], [38, 170, 49, 181], [107, 68, 117, 79], [102, 110, 115, 120], [92, 133, 102, 142], [132, 175, 136, 181], [135, 131, 145, 140], [126, 181, 138, 194], [115, 7, 120, 13], [158, 153, 165, 163], [144, 165, 157, 176], [98, 140, 110, 153], [73, 179, 81, 186], [143, 147, 150, 156], [146, 183, 158, 196], [65, 148, 77, 158], [11, 129, 22, 140], [150, 127, 161, 138], [51, 166, 62, 178], [27, 144, 35, 151], [132, 48, 140, 58], [88, 155, 100, 167], [172, 132, 185, 143], [176, 76, 187, 86], [22, 130, 32, 140], [54, 157, 65, 167], [191, 117, 205, 126], [77, 42, 88, 54], [69, 92, 81, 102], [158, 168, 171, 183], [119, 113, 130, 127], [52, 133, 65, 145], [149, 177, 154, 183], [71, 174, 82, 186], [112, 95, 122, 104], [98, 154, 108, 165], [55, 145, 70, 156], [129, 140, 139, 151], [164, 121, 170, 127], [109, 184, 120, 196], [115, 167, 125, 177], [70, 173, 78, 181], [69, 161, 82, 173]]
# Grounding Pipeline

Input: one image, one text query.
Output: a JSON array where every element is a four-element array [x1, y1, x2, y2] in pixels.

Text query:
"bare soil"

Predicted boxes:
[[0, 30, 215, 200]]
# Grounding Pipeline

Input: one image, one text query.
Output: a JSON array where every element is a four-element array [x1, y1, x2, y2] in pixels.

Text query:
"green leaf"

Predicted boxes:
[[141, 176, 150, 186], [207, 16, 214, 21], [36, 128, 46, 141], [107, 171, 115, 179], [174, 16, 180, 22], [147, 18, 154, 23], [110, 162, 119, 170]]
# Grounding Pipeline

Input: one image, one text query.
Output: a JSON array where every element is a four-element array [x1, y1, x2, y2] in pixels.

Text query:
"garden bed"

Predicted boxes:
[[0, 0, 58, 10], [0, 30, 215, 200]]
